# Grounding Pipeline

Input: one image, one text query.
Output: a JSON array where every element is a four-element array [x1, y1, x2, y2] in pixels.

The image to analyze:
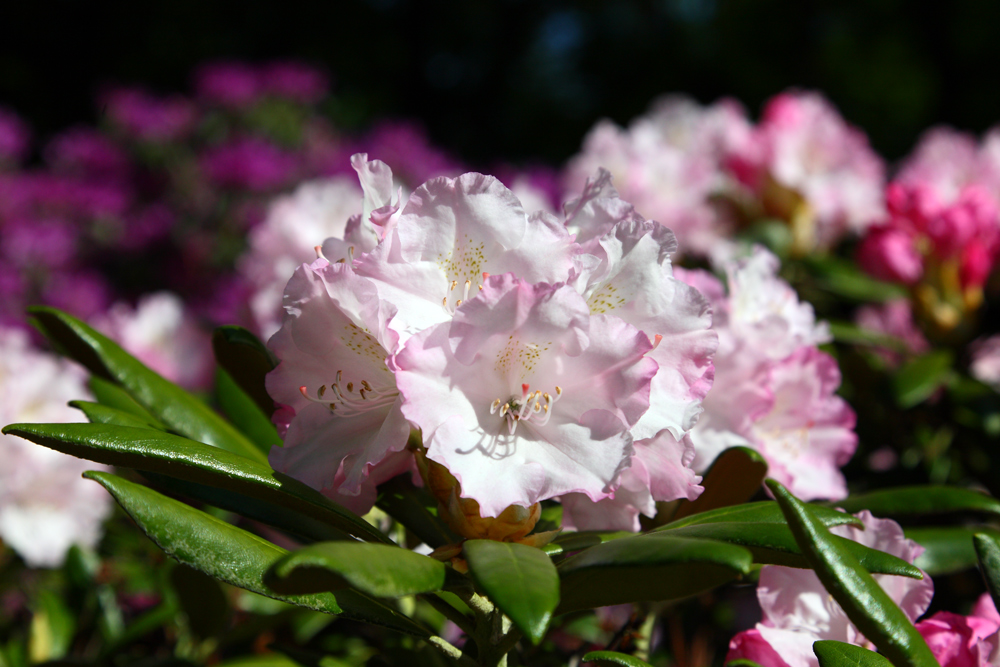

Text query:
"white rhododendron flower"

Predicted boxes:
[[95, 291, 213, 390], [267, 154, 716, 522], [0, 328, 112, 567]]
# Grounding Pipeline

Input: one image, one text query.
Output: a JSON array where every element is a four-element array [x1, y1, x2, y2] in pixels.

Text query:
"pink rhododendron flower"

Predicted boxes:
[[564, 95, 750, 256], [915, 594, 1000, 667], [200, 137, 299, 192], [729, 91, 886, 251], [394, 274, 657, 517], [0, 107, 30, 165], [260, 61, 330, 104], [0, 328, 113, 567], [680, 248, 855, 500], [855, 299, 929, 368], [266, 260, 411, 515], [95, 292, 214, 390], [970, 335, 1000, 391], [101, 88, 198, 143], [194, 61, 261, 108], [727, 511, 934, 667], [897, 126, 1000, 205], [240, 175, 363, 338]]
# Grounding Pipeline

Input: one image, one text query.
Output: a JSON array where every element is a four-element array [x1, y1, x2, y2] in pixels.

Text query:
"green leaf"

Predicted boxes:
[[827, 321, 912, 353], [464, 540, 560, 645], [814, 640, 893, 667], [215, 367, 281, 451], [672, 447, 768, 520], [88, 376, 164, 426], [266, 542, 446, 598], [70, 400, 167, 430], [835, 485, 1000, 519], [29, 590, 75, 662], [2, 422, 392, 545], [656, 500, 862, 531], [726, 661, 766, 667], [767, 479, 938, 667], [659, 522, 923, 578], [581, 650, 654, 667], [543, 531, 632, 557], [556, 533, 753, 614], [376, 474, 459, 549], [213, 325, 277, 417], [85, 471, 429, 638], [908, 527, 1000, 575], [29, 306, 266, 463], [893, 350, 955, 409], [973, 532, 1000, 615], [802, 255, 907, 302]]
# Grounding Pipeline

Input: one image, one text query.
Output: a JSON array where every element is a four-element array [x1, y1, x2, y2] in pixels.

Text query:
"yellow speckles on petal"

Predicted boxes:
[[493, 336, 554, 376], [340, 323, 390, 371], [587, 283, 627, 314], [437, 234, 488, 285]]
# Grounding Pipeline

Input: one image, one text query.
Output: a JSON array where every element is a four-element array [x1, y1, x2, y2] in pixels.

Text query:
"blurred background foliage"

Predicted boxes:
[[4, 0, 1000, 166]]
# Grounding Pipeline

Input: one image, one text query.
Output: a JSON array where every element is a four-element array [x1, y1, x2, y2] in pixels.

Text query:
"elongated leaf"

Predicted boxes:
[[70, 401, 166, 430], [464, 540, 559, 645], [672, 447, 768, 520], [267, 542, 446, 598], [768, 480, 938, 667], [376, 474, 458, 548], [85, 471, 429, 637], [814, 640, 893, 667], [215, 367, 281, 451], [660, 522, 923, 578], [835, 485, 1000, 519], [213, 325, 277, 417], [973, 532, 1000, 614], [88, 376, 165, 426], [893, 350, 954, 409], [581, 650, 654, 667], [556, 533, 753, 614], [656, 501, 861, 532], [544, 531, 632, 557], [908, 527, 1000, 575], [29, 306, 266, 463], [803, 255, 907, 302], [2, 422, 392, 545], [827, 321, 912, 353], [141, 471, 355, 544]]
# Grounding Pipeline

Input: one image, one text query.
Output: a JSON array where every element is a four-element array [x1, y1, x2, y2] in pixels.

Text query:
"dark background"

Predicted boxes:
[[4, 0, 1000, 166]]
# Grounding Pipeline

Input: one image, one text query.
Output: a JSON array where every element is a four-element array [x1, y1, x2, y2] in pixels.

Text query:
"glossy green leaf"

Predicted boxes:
[[827, 321, 912, 353], [656, 500, 862, 531], [835, 485, 1000, 519], [88, 376, 164, 425], [267, 542, 446, 598], [973, 532, 1000, 615], [814, 640, 893, 667], [556, 533, 753, 614], [212, 325, 277, 417], [802, 255, 907, 302], [376, 474, 459, 548], [2, 422, 392, 545], [70, 400, 166, 430], [581, 650, 654, 667], [29, 306, 266, 463], [660, 522, 923, 578], [543, 531, 632, 557], [768, 479, 938, 667], [215, 367, 281, 451], [85, 471, 429, 637], [464, 540, 559, 644], [672, 447, 768, 520], [908, 527, 1000, 575], [893, 350, 954, 409]]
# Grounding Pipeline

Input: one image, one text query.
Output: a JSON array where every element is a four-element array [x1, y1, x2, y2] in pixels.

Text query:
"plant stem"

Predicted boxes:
[[420, 593, 477, 637]]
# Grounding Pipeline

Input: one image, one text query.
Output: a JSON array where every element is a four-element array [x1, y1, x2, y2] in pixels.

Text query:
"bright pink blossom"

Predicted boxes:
[[200, 137, 298, 191], [101, 88, 198, 143]]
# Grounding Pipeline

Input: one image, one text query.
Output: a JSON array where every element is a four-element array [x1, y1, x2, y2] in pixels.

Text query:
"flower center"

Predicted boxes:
[[442, 272, 490, 313], [299, 369, 398, 417], [489, 382, 562, 435]]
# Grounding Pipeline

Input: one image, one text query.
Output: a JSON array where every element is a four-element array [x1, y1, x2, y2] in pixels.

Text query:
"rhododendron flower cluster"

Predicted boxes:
[[565, 90, 885, 259], [0, 328, 112, 567], [857, 181, 1000, 335], [678, 247, 856, 501], [266, 155, 716, 528], [728, 511, 1000, 667]]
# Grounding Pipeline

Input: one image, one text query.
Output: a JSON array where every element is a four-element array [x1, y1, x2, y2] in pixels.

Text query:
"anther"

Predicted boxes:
[[347, 382, 354, 392], [651, 334, 663, 350]]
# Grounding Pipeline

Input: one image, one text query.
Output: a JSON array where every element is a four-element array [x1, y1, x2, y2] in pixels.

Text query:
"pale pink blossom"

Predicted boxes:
[[971, 335, 1000, 391], [95, 292, 214, 390], [0, 328, 112, 567], [240, 176, 362, 339], [855, 299, 930, 368], [730, 91, 886, 249], [266, 260, 411, 515], [393, 274, 657, 518], [564, 96, 750, 256], [897, 126, 1000, 205], [727, 511, 934, 667]]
